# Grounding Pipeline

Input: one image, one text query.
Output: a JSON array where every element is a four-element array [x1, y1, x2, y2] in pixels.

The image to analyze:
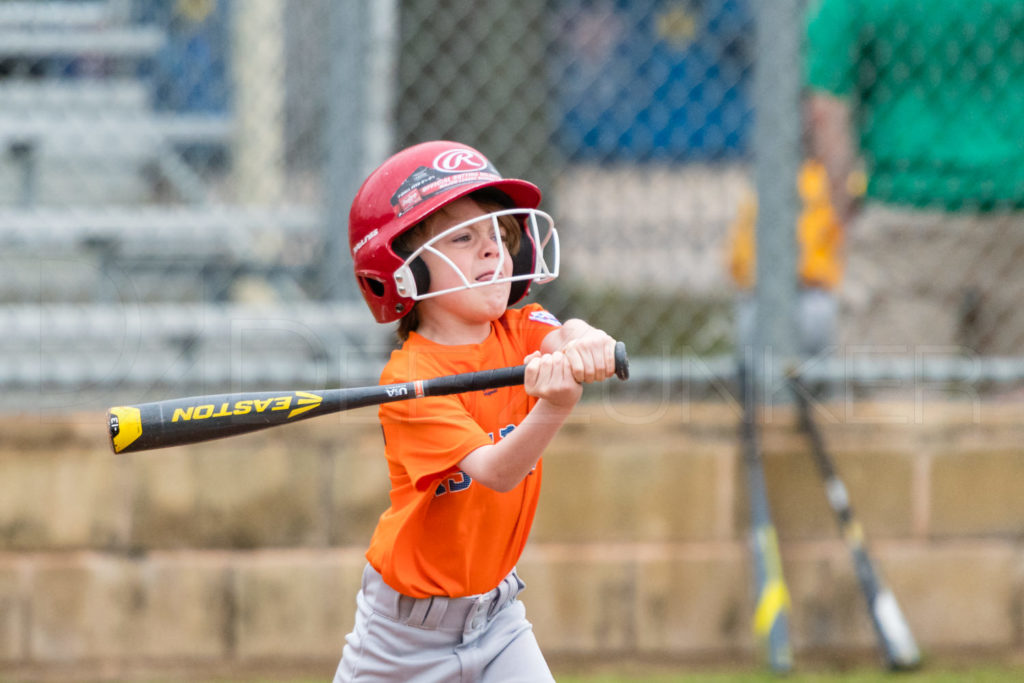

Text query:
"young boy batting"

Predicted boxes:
[[333, 140, 621, 681]]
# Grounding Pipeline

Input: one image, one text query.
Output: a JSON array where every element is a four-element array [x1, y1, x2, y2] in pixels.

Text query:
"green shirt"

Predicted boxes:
[[806, 0, 1024, 211]]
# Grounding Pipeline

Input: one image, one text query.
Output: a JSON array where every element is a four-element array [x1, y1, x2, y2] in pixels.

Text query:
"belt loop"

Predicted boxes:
[[512, 568, 525, 594], [406, 595, 434, 627], [420, 595, 449, 629], [488, 582, 506, 620], [486, 572, 515, 619], [396, 594, 415, 622]]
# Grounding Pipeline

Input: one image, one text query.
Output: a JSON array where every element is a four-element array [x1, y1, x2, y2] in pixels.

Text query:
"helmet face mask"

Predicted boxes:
[[393, 207, 559, 302], [349, 141, 559, 323]]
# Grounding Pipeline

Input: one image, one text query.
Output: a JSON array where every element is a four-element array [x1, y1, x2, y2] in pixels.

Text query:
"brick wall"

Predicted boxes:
[[1, 398, 1022, 676]]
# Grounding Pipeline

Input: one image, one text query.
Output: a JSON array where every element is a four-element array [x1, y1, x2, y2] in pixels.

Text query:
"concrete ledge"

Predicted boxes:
[[1, 400, 1024, 672], [2, 542, 1023, 669], [25, 552, 231, 662]]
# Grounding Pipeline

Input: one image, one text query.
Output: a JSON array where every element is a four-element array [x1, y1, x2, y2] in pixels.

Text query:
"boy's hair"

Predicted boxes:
[[396, 190, 523, 341]]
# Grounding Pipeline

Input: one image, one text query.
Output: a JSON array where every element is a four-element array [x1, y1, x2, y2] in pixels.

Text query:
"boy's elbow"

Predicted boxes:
[[459, 446, 531, 492], [477, 473, 519, 493]]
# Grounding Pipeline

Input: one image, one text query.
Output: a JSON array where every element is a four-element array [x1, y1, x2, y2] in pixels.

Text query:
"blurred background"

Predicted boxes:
[[3, 0, 1024, 680], [5, 0, 1022, 407], [0, 0, 760, 409]]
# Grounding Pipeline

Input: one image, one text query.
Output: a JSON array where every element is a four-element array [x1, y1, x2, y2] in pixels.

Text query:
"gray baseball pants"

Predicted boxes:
[[334, 563, 555, 682]]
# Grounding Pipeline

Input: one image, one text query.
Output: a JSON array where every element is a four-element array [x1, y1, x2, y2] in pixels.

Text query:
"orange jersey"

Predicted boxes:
[[365, 303, 562, 598]]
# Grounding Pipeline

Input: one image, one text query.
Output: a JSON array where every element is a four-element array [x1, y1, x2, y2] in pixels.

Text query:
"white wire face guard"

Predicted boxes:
[[393, 208, 559, 301]]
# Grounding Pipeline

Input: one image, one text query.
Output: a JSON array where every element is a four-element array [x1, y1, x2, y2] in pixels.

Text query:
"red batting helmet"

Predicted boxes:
[[349, 140, 558, 323]]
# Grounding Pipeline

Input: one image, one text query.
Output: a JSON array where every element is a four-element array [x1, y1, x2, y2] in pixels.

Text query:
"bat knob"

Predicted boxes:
[[108, 406, 143, 454], [614, 341, 629, 381]]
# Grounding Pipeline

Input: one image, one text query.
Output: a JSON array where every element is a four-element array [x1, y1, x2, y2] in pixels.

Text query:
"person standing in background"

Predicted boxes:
[[727, 155, 849, 358], [805, 0, 1024, 354]]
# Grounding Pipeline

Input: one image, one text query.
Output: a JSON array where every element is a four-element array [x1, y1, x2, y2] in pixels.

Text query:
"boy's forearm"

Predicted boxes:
[[542, 318, 596, 352], [457, 399, 573, 492]]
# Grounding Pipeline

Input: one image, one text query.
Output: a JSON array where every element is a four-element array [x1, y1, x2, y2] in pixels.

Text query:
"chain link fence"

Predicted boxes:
[[2, 0, 1023, 411], [396, 0, 754, 362]]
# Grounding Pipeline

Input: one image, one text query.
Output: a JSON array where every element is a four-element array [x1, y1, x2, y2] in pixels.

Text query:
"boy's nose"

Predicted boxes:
[[479, 236, 500, 258]]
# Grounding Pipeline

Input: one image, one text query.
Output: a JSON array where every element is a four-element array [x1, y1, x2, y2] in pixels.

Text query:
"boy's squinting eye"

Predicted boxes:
[[444, 226, 506, 247]]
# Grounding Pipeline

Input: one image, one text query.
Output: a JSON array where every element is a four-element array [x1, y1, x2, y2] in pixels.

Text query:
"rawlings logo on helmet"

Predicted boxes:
[[433, 148, 488, 172], [390, 147, 502, 217], [351, 228, 379, 256]]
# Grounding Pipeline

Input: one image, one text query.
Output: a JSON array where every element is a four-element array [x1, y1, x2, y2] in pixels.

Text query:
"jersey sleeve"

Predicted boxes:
[[380, 394, 494, 492], [376, 306, 560, 493], [509, 303, 563, 355], [378, 345, 497, 493]]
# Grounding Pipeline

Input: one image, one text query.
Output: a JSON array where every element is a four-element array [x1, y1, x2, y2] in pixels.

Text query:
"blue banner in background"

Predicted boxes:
[[552, 0, 753, 161], [134, 0, 230, 114]]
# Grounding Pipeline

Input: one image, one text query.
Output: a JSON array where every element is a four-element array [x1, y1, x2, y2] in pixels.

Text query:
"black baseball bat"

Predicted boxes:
[[737, 361, 793, 674], [788, 372, 921, 670], [108, 342, 629, 454]]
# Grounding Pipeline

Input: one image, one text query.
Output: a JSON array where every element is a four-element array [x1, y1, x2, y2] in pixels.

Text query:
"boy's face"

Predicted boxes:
[[415, 196, 515, 326]]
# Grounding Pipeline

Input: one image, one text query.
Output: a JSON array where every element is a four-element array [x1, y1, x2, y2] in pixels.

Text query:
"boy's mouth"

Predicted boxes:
[[475, 271, 496, 283]]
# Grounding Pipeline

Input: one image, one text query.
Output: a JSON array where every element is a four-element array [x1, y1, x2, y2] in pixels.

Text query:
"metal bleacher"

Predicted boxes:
[[0, 1, 391, 407], [0, 205, 325, 302], [0, 302, 389, 412], [0, 79, 230, 205]]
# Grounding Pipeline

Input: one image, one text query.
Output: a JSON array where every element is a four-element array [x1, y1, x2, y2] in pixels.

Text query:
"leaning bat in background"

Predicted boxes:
[[737, 360, 793, 674], [108, 342, 629, 454], [788, 371, 921, 671]]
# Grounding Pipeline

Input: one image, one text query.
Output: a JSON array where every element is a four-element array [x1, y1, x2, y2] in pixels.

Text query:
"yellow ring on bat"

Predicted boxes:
[[754, 578, 792, 638]]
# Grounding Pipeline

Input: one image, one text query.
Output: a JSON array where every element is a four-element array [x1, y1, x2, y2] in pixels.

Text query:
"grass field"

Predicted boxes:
[[151, 667, 1024, 683], [58, 664, 1024, 683], [8, 670, 1024, 683], [555, 669, 1024, 683], [7, 659, 1024, 682]]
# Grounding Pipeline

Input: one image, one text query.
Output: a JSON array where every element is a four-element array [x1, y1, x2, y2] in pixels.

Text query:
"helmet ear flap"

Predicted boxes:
[[508, 225, 536, 305], [409, 257, 431, 297], [394, 248, 431, 298]]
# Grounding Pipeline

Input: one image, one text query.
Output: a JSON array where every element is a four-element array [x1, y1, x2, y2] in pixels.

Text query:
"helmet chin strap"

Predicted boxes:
[[393, 208, 559, 302]]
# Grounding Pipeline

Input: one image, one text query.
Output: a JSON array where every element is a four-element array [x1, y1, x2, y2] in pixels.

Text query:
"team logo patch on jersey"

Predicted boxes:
[[529, 310, 562, 327]]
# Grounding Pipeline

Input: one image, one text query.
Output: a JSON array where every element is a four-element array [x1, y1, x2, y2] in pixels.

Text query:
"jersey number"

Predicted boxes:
[[434, 425, 518, 497], [435, 471, 473, 497]]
